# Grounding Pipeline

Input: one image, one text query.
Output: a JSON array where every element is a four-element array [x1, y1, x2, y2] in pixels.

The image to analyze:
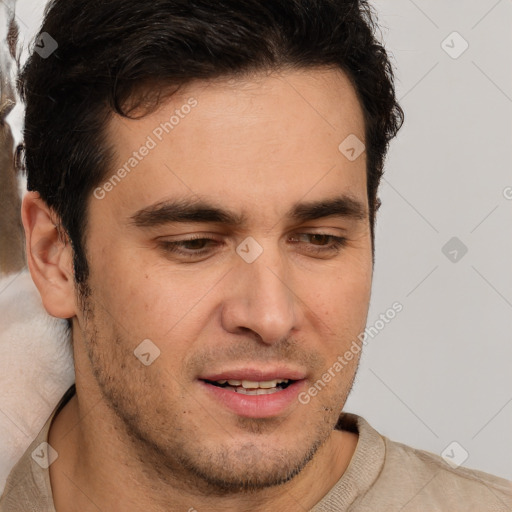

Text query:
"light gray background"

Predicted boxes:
[[4, 0, 512, 480], [345, 0, 512, 480]]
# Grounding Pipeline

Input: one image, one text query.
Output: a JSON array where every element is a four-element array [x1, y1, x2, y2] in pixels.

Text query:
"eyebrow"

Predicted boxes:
[[290, 196, 367, 223], [129, 194, 367, 229]]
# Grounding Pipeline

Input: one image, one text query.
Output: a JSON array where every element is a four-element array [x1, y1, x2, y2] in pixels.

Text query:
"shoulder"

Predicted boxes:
[[357, 428, 512, 511]]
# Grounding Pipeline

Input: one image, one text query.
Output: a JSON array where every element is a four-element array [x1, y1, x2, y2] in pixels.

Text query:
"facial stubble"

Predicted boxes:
[[77, 291, 359, 498]]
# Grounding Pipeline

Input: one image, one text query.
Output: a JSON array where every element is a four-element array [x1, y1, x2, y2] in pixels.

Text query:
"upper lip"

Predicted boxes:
[[199, 366, 307, 382]]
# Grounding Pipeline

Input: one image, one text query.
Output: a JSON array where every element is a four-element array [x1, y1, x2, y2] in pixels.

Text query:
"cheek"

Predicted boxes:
[[313, 265, 372, 332], [86, 246, 219, 355]]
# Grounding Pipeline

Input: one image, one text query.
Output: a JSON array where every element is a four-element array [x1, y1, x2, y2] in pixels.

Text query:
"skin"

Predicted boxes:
[[22, 67, 372, 512]]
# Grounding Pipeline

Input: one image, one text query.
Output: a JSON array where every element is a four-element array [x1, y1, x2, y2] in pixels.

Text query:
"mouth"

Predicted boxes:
[[198, 369, 307, 418], [202, 378, 295, 395]]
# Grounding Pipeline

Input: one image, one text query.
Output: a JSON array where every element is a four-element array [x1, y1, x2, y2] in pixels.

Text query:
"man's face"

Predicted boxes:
[[76, 67, 372, 492]]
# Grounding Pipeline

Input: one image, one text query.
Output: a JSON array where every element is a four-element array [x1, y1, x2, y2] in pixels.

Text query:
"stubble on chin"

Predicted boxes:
[[75, 291, 358, 497]]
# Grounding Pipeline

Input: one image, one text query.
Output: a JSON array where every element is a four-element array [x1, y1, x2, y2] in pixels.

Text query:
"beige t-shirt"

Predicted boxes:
[[1, 386, 511, 511]]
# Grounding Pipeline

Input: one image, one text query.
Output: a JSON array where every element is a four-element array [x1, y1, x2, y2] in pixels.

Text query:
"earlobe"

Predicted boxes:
[[21, 191, 77, 319]]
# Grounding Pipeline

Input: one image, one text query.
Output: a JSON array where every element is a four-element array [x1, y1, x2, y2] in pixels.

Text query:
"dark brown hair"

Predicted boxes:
[[18, 0, 403, 285]]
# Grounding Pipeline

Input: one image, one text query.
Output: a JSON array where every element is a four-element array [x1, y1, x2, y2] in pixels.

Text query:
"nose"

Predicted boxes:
[[221, 248, 299, 345]]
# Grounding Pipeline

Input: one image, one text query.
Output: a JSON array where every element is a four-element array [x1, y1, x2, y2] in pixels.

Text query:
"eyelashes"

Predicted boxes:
[[159, 233, 347, 260]]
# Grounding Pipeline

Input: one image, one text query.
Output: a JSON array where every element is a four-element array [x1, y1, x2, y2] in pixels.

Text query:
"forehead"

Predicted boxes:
[[97, 67, 367, 225]]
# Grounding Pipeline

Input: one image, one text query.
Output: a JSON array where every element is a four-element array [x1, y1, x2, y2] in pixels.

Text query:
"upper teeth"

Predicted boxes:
[[216, 379, 289, 389]]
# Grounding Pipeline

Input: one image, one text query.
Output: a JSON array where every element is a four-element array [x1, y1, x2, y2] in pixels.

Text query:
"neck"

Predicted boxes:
[[48, 391, 357, 512]]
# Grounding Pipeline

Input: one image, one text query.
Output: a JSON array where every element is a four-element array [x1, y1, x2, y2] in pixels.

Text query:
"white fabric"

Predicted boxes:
[[0, 271, 74, 494]]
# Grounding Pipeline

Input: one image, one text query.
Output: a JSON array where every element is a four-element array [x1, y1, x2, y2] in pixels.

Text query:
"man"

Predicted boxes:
[[1, 0, 511, 510]]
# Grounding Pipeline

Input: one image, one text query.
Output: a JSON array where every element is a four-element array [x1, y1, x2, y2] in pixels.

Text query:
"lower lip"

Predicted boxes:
[[199, 380, 306, 418]]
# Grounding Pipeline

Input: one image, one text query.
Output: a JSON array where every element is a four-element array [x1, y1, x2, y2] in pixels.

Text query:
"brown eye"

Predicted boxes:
[[159, 236, 220, 259], [308, 234, 331, 246], [180, 238, 212, 250], [288, 233, 347, 255]]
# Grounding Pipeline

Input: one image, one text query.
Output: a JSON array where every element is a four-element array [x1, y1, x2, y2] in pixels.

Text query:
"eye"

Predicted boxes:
[[300, 234, 332, 246], [158, 233, 347, 261], [288, 233, 347, 254], [159, 236, 220, 258], [176, 238, 213, 250]]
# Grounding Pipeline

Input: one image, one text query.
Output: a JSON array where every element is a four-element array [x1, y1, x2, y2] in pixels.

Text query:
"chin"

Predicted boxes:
[[171, 438, 323, 495]]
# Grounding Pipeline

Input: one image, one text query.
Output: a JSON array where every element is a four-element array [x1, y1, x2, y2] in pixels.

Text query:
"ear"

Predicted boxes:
[[21, 191, 77, 318]]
